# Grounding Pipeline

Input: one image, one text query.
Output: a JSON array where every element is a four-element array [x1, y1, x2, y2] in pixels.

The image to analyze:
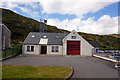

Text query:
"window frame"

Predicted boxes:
[[27, 45, 34, 52], [51, 46, 59, 52], [31, 46, 34, 51], [71, 36, 76, 39], [52, 46, 54, 52], [56, 46, 59, 52], [27, 46, 30, 51]]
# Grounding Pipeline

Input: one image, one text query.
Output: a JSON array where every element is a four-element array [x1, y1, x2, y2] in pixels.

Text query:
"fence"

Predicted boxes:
[[1, 44, 22, 60]]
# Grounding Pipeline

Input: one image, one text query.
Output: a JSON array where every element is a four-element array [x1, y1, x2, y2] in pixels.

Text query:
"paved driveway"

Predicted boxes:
[[2, 55, 119, 78]]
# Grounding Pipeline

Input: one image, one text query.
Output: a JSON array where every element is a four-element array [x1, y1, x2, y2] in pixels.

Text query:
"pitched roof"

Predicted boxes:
[[23, 32, 99, 47], [0, 24, 11, 33], [87, 41, 99, 47], [23, 32, 68, 45]]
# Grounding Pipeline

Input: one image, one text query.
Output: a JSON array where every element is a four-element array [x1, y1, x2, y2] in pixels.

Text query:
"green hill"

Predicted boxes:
[[78, 32, 120, 50], [1, 8, 69, 42], [1, 8, 120, 50]]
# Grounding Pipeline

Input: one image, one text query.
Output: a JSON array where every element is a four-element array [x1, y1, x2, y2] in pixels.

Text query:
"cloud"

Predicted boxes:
[[47, 15, 118, 34], [0, 1, 119, 34], [19, 7, 29, 13], [40, 0, 119, 18], [1, 2, 19, 10], [0, 0, 119, 2], [19, 6, 40, 18], [1, 2, 40, 18], [1, 1, 118, 19]]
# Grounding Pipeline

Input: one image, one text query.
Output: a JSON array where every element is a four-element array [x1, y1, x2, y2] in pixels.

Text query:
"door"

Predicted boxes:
[[41, 46, 47, 54], [67, 41, 80, 55]]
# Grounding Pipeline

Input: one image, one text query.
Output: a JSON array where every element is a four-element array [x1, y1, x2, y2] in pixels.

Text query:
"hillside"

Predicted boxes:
[[1, 8, 120, 50], [108, 34, 120, 38], [1, 8, 69, 43], [78, 32, 120, 50]]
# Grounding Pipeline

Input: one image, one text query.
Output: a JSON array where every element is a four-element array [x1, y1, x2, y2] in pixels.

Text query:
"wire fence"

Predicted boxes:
[[1, 44, 22, 60]]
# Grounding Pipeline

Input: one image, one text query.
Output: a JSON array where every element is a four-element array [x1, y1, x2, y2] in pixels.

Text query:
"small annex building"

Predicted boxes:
[[0, 23, 11, 51], [23, 30, 98, 56]]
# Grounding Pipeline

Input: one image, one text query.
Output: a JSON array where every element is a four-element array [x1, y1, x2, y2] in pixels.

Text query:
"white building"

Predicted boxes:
[[22, 30, 98, 56]]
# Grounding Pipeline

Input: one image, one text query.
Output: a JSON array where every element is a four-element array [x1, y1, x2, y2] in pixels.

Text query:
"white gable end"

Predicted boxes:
[[62, 30, 94, 56]]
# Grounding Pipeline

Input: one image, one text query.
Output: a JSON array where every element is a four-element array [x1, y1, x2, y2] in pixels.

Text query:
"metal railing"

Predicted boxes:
[[1, 44, 22, 60]]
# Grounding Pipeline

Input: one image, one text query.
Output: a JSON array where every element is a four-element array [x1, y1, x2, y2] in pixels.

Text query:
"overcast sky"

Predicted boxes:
[[0, 0, 119, 35]]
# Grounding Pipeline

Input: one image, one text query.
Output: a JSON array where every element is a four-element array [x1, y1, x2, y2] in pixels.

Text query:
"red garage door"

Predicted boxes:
[[67, 41, 80, 55]]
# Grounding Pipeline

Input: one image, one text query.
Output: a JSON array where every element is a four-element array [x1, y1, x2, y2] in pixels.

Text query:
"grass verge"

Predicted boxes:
[[2, 65, 72, 80]]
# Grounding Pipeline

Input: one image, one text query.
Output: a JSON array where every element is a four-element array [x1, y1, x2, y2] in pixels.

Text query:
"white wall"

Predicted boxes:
[[23, 45, 40, 54], [47, 45, 63, 55], [22, 30, 94, 56], [92, 47, 99, 53], [22, 45, 62, 55], [63, 30, 94, 56]]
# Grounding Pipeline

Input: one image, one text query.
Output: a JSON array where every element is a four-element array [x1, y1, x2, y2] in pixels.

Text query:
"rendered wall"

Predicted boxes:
[[47, 45, 63, 55], [63, 30, 94, 56], [23, 45, 40, 54]]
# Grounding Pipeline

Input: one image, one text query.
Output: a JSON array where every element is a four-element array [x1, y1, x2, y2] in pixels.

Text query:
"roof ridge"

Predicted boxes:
[[30, 32, 68, 34]]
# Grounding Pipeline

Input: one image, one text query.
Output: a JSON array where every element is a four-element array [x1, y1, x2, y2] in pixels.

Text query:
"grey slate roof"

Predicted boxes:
[[23, 32, 68, 45], [23, 32, 99, 47], [87, 41, 99, 47]]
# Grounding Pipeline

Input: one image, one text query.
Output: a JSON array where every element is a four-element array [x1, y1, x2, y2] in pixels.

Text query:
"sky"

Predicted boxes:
[[0, 0, 120, 35]]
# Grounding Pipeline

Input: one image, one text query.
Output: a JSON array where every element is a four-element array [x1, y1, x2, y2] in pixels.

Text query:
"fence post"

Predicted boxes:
[[4, 49, 6, 59], [12, 47, 13, 56], [12, 45, 14, 56], [16, 45, 18, 55], [17, 45, 19, 55]]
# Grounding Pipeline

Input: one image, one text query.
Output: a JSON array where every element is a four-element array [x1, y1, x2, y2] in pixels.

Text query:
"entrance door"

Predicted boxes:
[[67, 41, 80, 55], [41, 46, 47, 54]]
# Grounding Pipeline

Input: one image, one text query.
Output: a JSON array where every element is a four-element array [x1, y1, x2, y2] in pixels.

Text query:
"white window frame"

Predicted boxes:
[[27, 45, 34, 52], [71, 36, 76, 39], [51, 46, 59, 52]]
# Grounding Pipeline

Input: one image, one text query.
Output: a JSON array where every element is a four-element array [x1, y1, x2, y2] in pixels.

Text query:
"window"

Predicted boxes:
[[52, 46, 59, 52], [52, 46, 54, 52], [31, 46, 34, 51], [27, 46, 34, 52], [27, 46, 30, 51], [71, 36, 76, 39], [56, 46, 58, 52]]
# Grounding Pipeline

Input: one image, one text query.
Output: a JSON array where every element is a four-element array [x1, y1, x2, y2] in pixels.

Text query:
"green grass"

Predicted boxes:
[[2, 65, 72, 80]]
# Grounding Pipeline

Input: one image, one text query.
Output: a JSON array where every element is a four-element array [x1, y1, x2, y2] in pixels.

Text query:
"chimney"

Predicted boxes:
[[40, 19, 47, 32]]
